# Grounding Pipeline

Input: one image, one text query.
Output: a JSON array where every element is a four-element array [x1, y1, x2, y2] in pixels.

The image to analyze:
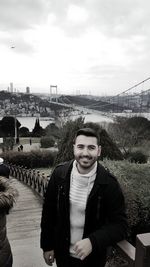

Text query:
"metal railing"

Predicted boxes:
[[9, 164, 49, 198]]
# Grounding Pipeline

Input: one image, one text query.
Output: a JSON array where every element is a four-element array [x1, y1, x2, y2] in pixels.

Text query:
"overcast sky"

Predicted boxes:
[[0, 0, 150, 96]]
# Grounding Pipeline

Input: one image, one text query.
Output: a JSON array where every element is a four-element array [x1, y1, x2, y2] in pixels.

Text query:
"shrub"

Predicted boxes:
[[125, 151, 148, 164], [19, 126, 30, 137], [40, 136, 55, 148], [1, 150, 57, 168], [45, 123, 60, 139], [101, 160, 150, 244]]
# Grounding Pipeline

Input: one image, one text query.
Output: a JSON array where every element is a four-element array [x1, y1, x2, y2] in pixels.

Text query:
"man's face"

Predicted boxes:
[[73, 135, 101, 173]]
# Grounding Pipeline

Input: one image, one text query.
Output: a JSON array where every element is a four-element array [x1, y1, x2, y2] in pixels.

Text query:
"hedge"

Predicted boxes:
[[125, 150, 148, 164], [40, 136, 55, 148], [1, 150, 57, 169], [100, 159, 150, 244]]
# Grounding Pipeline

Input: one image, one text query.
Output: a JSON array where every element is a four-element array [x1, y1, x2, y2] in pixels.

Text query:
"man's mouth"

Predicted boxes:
[[80, 156, 92, 160]]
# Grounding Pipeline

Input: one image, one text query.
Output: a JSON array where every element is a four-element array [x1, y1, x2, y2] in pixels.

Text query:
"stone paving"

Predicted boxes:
[[7, 178, 57, 267]]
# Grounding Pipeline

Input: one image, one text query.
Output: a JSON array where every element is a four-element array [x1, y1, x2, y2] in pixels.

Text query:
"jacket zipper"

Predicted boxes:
[[57, 185, 63, 213], [96, 195, 101, 220]]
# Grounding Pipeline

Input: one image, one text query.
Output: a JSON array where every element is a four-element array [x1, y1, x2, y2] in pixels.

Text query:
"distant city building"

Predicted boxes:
[[76, 89, 80, 95], [26, 86, 30, 94], [10, 82, 13, 93]]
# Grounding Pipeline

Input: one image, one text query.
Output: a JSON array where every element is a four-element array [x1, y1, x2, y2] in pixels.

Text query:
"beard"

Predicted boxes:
[[75, 155, 97, 170]]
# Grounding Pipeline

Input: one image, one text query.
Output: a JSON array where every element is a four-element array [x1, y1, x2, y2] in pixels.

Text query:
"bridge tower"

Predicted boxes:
[[50, 85, 58, 102]]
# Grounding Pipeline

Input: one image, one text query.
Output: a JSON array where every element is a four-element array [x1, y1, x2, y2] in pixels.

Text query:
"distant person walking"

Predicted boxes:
[[20, 144, 23, 151], [0, 176, 18, 267], [0, 157, 10, 178], [29, 138, 32, 145]]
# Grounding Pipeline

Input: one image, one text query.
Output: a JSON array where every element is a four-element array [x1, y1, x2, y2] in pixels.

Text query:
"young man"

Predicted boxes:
[[40, 128, 127, 267]]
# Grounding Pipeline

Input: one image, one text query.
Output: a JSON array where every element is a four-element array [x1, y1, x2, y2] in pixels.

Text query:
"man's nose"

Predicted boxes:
[[82, 147, 89, 155]]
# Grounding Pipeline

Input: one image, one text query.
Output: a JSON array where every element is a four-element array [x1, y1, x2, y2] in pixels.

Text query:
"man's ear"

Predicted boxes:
[[98, 146, 101, 157], [73, 144, 75, 152]]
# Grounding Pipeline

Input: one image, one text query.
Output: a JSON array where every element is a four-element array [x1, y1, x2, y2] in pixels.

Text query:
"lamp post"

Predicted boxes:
[[14, 112, 19, 145], [14, 115, 17, 143]]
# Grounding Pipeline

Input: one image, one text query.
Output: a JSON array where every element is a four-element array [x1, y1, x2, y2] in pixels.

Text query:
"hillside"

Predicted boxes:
[[0, 91, 69, 117]]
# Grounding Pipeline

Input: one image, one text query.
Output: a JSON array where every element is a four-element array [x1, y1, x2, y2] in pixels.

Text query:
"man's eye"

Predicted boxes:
[[88, 146, 96, 150], [77, 145, 84, 149]]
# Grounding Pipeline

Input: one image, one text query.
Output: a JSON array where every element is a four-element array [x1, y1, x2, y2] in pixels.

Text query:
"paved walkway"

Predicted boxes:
[[7, 178, 57, 267], [6, 178, 112, 267]]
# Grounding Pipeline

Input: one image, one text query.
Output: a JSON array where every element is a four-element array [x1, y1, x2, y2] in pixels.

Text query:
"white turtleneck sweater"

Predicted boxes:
[[69, 160, 97, 258]]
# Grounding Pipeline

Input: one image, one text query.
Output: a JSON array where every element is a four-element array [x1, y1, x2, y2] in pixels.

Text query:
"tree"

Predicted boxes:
[[19, 127, 30, 137], [2, 137, 15, 151], [32, 118, 45, 137], [55, 117, 84, 164], [55, 118, 123, 164], [45, 123, 60, 139], [108, 116, 150, 154], [84, 122, 123, 160], [0, 116, 21, 138], [124, 116, 150, 141]]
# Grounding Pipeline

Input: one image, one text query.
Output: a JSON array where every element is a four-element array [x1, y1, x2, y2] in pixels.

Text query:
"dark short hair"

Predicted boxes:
[[74, 128, 100, 145]]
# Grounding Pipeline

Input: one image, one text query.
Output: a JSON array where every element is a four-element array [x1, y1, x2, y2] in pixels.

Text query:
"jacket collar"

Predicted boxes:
[[95, 163, 109, 184], [60, 160, 109, 185], [59, 160, 109, 203]]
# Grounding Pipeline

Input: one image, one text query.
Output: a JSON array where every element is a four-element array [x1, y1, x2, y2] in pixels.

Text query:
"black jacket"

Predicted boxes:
[[40, 161, 127, 267], [0, 164, 10, 178], [0, 176, 18, 267]]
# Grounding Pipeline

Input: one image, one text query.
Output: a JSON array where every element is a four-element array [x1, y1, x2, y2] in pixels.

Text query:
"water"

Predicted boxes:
[[0, 112, 114, 132], [114, 112, 150, 120], [18, 117, 55, 131], [70, 112, 114, 125], [0, 116, 54, 132], [0, 112, 149, 132], [71, 107, 114, 124], [82, 113, 113, 124]]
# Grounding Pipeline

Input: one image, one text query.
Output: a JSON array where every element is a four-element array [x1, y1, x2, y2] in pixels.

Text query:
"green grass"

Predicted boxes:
[[18, 137, 41, 145]]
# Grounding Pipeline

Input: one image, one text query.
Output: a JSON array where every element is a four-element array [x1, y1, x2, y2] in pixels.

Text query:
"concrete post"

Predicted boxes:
[[135, 233, 150, 267]]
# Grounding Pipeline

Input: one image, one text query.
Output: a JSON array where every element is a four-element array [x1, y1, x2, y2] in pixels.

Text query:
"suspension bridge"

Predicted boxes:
[[50, 77, 150, 118], [85, 77, 150, 114]]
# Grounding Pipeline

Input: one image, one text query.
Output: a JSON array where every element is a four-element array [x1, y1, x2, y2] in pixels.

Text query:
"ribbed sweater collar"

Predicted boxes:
[[72, 160, 97, 179]]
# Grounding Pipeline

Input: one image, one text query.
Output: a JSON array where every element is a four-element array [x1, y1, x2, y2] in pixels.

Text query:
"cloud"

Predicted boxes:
[[0, 0, 49, 31], [67, 4, 89, 24], [1, 0, 150, 38], [46, 0, 150, 39], [0, 0, 150, 95], [1, 1, 150, 41], [0, 31, 35, 54], [0, 0, 50, 53]]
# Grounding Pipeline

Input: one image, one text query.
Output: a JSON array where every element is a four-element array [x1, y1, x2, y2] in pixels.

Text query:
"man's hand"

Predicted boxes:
[[43, 250, 54, 266], [73, 238, 92, 260]]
